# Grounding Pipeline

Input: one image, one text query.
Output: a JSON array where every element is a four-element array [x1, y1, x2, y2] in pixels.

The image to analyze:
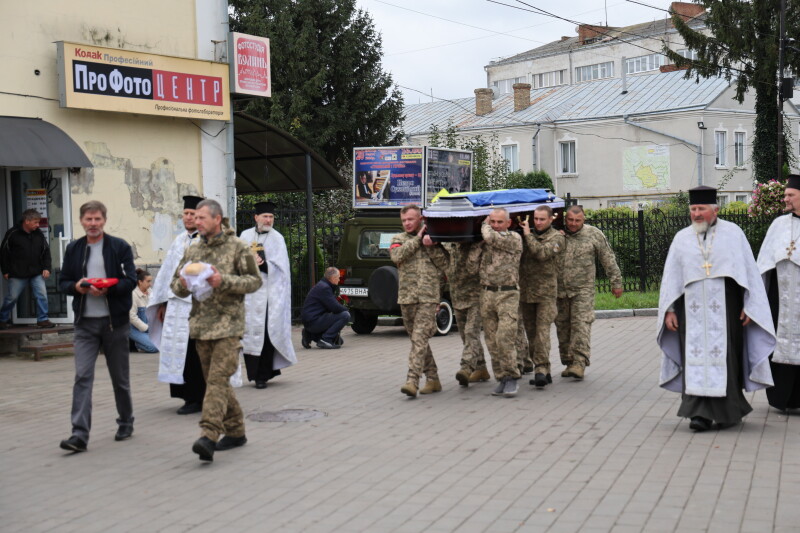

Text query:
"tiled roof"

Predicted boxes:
[[403, 70, 731, 136]]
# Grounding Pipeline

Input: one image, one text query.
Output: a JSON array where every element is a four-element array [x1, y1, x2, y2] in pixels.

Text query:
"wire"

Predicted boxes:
[[0, 91, 59, 102], [189, 120, 227, 137]]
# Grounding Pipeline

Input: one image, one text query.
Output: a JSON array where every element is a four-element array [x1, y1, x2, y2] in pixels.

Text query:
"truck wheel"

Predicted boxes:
[[351, 309, 378, 334], [434, 299, 453, 336]]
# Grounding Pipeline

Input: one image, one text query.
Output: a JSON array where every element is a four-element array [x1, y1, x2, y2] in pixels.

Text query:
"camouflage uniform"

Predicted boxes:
[[520, 226, 564, 374], [390, 231, 448, 386], [171, 227, 262, 441], [515, 304, 532, 372], [444, 242, 486, 373], [479, 223, 523, 380], [555, 224, 621, 369]]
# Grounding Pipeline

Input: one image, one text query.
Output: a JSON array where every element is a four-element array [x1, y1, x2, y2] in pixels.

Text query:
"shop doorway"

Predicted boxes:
[[3, 169, 73, 324]]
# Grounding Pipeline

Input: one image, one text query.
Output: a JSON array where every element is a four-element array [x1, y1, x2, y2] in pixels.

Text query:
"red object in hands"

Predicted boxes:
[[85, 278, 119, 288]]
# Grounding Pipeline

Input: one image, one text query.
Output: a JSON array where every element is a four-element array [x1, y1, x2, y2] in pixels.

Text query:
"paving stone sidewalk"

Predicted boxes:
[[1, 317, 799, 533]]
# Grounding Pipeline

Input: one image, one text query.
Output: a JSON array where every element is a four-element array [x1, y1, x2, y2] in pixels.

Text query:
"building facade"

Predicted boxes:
[[0, 0, 232, 324]]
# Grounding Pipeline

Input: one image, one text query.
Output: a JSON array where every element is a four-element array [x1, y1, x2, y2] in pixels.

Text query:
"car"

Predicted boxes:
[[336, 211, 454, 336]]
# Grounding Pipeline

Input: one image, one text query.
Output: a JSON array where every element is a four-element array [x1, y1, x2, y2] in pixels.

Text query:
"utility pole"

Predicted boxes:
[[777, 0, 786, 179]]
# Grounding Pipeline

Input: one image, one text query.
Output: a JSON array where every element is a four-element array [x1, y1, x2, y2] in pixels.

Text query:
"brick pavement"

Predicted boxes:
[[1, 317, 799, 532]]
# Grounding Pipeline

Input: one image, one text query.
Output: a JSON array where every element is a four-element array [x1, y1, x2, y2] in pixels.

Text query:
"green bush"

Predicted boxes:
[[505, 170, 554, 191]]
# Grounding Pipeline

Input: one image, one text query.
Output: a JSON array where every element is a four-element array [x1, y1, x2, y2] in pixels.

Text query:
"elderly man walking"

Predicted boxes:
[[659, 186, 775, 431]]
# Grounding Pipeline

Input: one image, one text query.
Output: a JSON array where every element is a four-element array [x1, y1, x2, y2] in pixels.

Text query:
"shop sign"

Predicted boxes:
[[56, 41, 231, 120], [229, 32, 271, 97]]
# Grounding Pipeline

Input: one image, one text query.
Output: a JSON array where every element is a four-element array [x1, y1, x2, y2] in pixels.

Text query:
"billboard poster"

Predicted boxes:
[[56, 41, 230, 120], [353, 147, 424, 209], [229, 32, 271, 97], [425, 147, 473, 204]]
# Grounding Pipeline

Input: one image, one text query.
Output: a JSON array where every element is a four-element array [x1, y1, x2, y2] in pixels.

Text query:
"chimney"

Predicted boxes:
[[670, 2, 704, 22], [513, 83, 531, 112], [475, 88, 493, 116], [578, 24, 610, 45]]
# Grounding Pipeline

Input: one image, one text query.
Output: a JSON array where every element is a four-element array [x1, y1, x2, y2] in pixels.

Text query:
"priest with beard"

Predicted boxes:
[[757, 174, 800, 411], [147, 195, 207, 415], [657, 186, 775, 432], [239, 201, 297, 389]]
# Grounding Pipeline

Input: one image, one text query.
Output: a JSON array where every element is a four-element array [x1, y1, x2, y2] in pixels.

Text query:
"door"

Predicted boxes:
[[5, 169, 73, 324]]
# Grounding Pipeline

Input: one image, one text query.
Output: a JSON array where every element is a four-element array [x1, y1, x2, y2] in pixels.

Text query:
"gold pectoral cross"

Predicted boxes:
[[788, 240, 796, 258], [702, 261, 712, 276]]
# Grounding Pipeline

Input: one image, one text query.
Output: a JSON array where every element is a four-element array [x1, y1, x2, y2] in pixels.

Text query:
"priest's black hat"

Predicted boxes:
[[254, 201, 276, 215], [182, 195, 204, 210], [787, 174, 800, 191], [688, 185, 717, 205]]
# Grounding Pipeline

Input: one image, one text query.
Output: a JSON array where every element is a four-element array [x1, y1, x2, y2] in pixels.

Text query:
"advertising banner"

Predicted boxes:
[[56, 41, 230, 120], [353, 147, 424, 209], [425, 147, 473, 205], [229, 32, 271, 97]]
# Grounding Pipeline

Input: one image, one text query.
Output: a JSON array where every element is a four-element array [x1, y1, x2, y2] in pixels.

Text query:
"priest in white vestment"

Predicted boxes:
[[757, 174, 800, 410], [239, 201, 297, 388], [146, 195, 207, 414], [658, 186, 775, 432]]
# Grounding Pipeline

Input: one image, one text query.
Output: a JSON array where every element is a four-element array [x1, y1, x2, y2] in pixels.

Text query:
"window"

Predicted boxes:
[[491, 76, 526, 94], [624, 54, 665, 74], [575, 61, 614, 82], [501, 144, 519, 172], [358, 231, 395, 259], [677, 48, 699, 61], [734, 131, 746, 167], [716, 195, 729, 207], [735, 194, 749, 203], [533, 69, 566, 89], [559, 141, 576, 174], [715, 130, 727, 167]]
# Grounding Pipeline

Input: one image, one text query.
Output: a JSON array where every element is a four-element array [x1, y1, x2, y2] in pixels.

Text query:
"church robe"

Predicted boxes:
[[239, 227, 297, 382], [657, 219, 775, 422], [757, 213, 800, 409], [146, 230, 206, 402]]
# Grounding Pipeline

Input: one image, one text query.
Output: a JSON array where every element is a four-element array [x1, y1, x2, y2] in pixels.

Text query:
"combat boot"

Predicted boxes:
[[455, 369, 471, 387], [564, 363, 584, 380], [419, 379, 442, 394], [469, 368, 491, 382], [401, 381, 418, 398]]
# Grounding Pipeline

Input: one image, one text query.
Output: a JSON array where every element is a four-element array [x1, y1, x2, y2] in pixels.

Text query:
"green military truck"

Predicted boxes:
[[336, 212, 454, 336]]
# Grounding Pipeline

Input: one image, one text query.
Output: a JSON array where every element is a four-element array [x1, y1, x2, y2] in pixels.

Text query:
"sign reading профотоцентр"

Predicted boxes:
[[56, 41, 231, 120]]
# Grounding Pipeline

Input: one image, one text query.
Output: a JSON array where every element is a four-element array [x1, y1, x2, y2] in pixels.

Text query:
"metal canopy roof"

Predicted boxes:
[[233, 111, 344, 194], [0, 116, 92, 169]]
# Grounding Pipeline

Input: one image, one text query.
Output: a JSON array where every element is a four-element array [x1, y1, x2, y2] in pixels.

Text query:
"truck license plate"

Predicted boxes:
[[339, 287, 368, 297]]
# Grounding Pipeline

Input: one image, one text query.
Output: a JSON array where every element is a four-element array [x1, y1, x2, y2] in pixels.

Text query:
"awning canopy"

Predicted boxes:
[[233, 111, 345, 194], [0, 116, 92, 168]]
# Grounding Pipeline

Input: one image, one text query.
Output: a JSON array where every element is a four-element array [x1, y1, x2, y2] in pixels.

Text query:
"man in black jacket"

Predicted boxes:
[[0, 209, 53, 328], [57, 200, 137, 453], [301, 267, 350, 349]]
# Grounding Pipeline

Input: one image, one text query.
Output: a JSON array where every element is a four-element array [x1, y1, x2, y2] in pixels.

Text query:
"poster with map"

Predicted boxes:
[[623, 145, 670, 191]]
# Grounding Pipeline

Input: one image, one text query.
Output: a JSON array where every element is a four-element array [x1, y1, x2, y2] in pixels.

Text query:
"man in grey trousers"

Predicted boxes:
[[58, 200, 137, 453]]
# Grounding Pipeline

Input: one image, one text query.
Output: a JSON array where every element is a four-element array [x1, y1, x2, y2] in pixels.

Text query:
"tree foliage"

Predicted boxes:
[[229, 0, 405, 168], [665, 1, 799, 183], [428, 120, 512, 191]]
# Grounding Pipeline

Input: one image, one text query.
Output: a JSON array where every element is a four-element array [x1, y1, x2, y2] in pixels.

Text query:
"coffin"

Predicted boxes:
[[422, 189, 565, 242]]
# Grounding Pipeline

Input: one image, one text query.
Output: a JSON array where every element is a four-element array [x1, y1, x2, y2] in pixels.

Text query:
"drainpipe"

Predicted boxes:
[[623, 115, 702, 187], [531, 124, 540, 172]]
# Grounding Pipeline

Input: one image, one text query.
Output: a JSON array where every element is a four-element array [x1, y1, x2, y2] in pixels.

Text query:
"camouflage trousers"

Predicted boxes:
[[195, 336, 245, 441], [454, 305, 486, 372], [400, 303, 439, 385], [521, 299, 558, 373], [480, 289, 521, 380], [516, 303, 532, 371], [555, 291, 595, 368]]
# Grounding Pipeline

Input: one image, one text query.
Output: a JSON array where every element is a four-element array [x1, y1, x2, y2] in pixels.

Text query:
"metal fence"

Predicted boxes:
[[588, 209, 775, 293], [138, 207, 775, 320]]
